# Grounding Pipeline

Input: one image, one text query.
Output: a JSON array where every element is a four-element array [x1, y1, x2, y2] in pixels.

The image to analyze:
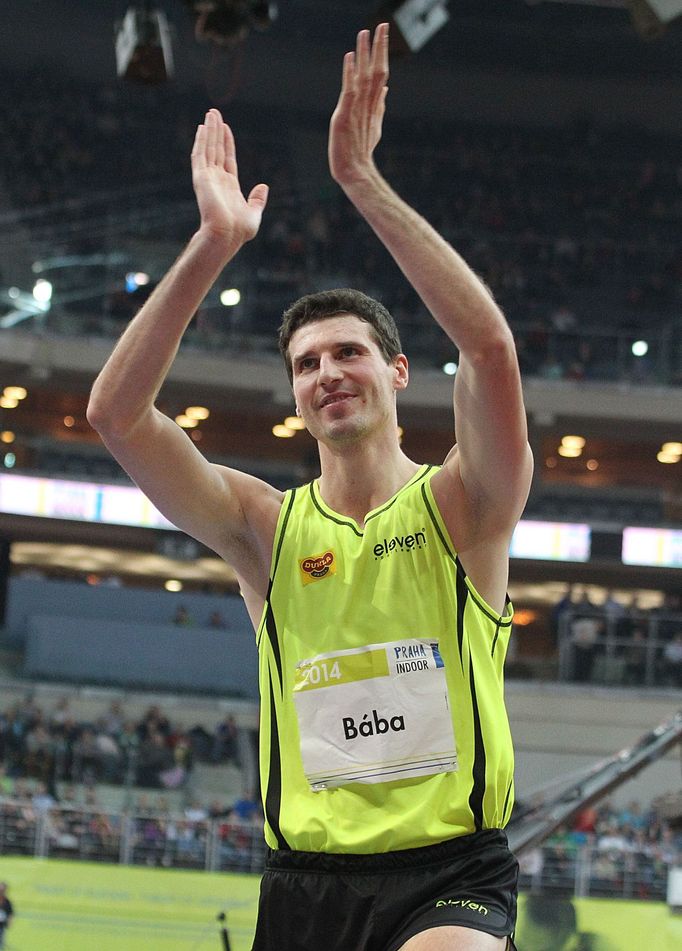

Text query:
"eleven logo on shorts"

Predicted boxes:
[[299, 549, 336, 585]]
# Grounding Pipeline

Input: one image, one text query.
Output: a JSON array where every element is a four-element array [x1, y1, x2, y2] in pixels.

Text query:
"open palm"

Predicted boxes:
[[191, 109, 268, 245]]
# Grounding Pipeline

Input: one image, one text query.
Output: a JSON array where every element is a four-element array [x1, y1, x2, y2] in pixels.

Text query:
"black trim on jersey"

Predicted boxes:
[[265, 603, 283, 695], [467, 663, 486, 832], [364, 465, 434, 524], [259, 488, 297, 672], [265, 667, 290, 850], [421, 483, 456, 562], [273, 487, 297, 577], [502, 777, 514, 826], [455, 564, 469, 673], [309, 482, 363, 536], [421, 483, 513, 629], [491, 619, 501, 658], [257, 489, 297, 650]]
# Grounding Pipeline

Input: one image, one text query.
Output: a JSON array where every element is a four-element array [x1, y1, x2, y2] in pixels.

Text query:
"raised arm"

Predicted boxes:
[[329, 26, 532, 543], [87, 110, 281, 584]]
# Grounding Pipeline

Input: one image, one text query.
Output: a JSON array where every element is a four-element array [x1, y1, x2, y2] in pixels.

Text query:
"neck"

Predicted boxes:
[[316, 436, 420, 525]]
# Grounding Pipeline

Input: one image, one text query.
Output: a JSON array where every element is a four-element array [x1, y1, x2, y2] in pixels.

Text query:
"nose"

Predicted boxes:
[[318, 353, 343, 385]]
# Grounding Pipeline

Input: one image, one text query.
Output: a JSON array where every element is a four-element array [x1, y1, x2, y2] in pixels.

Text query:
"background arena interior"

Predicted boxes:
[[0, 1, 681, 948]]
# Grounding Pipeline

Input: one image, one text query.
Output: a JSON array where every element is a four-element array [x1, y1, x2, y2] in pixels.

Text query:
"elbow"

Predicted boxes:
[[468, 328, 517, 369], [87, 387, 132, 440], [86, 391, 109, 435]]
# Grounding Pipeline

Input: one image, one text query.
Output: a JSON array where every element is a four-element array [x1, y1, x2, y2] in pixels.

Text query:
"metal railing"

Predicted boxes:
[[558, 610, 682, 687], [3, 796, 679, 903], [0, 797, 266, 874], [519, 841, 680, 902]]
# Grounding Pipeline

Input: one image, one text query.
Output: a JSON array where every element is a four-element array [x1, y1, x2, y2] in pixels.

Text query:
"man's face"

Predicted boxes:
[[289, 314, 407, 446]]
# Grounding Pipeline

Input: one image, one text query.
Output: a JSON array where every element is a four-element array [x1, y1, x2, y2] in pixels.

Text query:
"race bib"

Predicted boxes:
[[293, 638, 458, 791]]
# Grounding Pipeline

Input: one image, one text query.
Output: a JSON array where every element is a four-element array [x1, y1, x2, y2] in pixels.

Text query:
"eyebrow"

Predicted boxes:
[[292, 340, 368, 365]]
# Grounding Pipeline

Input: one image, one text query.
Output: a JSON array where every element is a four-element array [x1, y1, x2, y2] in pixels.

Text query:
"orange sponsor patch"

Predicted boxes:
[[299, 550, 336, 585]]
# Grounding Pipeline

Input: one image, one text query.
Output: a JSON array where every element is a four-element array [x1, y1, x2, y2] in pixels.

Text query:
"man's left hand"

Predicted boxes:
[[328, 23, 389, 188]]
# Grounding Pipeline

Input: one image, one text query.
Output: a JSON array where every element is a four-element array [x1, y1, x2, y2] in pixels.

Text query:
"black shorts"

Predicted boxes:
[[251, 828, 518, 951]]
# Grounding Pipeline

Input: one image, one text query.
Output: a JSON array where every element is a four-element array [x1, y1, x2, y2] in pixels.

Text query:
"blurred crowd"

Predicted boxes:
[[0, 692, 250, 794], [520, 798, 682, 901], [1, 68, 680, 382], [551, 588, 682, 686]]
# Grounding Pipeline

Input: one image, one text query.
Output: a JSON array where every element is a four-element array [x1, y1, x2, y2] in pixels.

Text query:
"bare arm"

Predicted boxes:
[[329, 26, 532, 538], [87, 110, 281, 575]]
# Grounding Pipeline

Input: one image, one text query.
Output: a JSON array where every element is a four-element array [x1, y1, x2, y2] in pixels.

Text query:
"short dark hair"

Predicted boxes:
[[278, 288, 403, 384]]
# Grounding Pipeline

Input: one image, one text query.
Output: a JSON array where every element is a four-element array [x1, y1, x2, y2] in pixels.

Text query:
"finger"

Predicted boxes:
[[222, 122, 238, 177], [356, 28, 370, 81], [340, 50, 355, 95], [205, 110, 217, 166], [191, 124, 207, 169], [214, 117, 226, 170], [247, 183, 269, 211], [371, 22, 390, 84]]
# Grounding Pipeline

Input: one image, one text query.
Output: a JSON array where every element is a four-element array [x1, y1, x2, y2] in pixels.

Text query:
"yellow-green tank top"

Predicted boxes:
[[255, 464, 515, 854]]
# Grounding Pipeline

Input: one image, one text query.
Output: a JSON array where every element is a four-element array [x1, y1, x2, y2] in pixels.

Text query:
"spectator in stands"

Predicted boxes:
[[102, 700, 126, 738], [71, 728, 103, 784], [49, 696, 73, 731], [549, 584, 579, 645], [136, 731, 173, 789], [184, 798, 208, 823], [212, 714, 239, 765], [31, 781, 56, 815], [93, 719, 123, 782], [622, 625, 647, 685], [570, 611, 603, 683], [172, 604, 194, 626], [208, 609, 228, 629], [23, 721, 55, 782], [662, 632, 682, 687], [137, 706, 172, 742]]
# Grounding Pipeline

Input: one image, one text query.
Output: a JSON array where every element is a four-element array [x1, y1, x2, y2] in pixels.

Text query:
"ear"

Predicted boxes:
[[392, 354, 409, 391]]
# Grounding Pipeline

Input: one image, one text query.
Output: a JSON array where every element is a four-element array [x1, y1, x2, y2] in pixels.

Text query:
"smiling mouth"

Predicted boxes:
[[320, 394, 354, 408]]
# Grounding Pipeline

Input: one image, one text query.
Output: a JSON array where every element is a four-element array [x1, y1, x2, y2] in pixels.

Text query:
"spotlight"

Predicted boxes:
[[115, 6, 174, 84]]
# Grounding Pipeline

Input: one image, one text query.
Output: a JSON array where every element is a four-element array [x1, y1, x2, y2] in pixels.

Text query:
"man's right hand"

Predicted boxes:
[[191, 108, 269, 246]]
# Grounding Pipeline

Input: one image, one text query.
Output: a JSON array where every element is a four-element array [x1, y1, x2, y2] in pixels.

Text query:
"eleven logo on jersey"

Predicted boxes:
[[299, 549, 336, 585]]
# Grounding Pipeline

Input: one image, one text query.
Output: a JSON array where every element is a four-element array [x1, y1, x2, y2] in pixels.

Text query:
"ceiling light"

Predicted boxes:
[[442, 362, 457, 376], [1, 431, 15, 443], [561, 435, 585, 449], [32, 279, 52, 303], [8, 287, 20, 300], [175, 414, 198, 428], [0, 397, 19, 409], [186, 406, 210, 420], [4, 386, 27, 400], [3, 452, 16, 468], [272, 424, 295, 438], [558, 445, 582, 458], [632, 340, 649, 357], [220, 288, 241, 306], [545, 457, 557, 469], [165, 579, 183, 592], [284, 416, 305, 430], [661, 442, 682, 455], [63, 415, 75, 428], [657, 451, 680, 464], [586, 459, 599, 471]]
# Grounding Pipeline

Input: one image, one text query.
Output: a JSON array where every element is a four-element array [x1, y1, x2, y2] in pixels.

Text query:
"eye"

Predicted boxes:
[[297, 357, 317, 372], [339, 346, 358, 358]]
